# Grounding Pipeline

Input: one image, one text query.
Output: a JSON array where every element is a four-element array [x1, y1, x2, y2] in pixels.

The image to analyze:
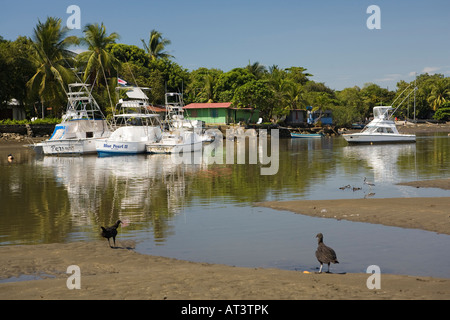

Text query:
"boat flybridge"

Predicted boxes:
[[343, 106, 416, 144], [33, 83, 112, 155]]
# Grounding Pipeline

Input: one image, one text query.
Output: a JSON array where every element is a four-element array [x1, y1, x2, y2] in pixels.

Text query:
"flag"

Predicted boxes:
[[118, 78, 127, 86]]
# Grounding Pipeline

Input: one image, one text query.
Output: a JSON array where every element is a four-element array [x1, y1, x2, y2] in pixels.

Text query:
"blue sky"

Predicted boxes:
[[1, 0, 449, 90]]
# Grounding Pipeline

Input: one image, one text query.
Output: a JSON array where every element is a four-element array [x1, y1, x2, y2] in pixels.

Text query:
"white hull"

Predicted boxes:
[[343, 133, 416, 143], [147, 141, 203, 154], [96, 140, 147, 155], [96, 126, 162, 156], [41, 138, 107, 155], [147, 130, 203, 154]]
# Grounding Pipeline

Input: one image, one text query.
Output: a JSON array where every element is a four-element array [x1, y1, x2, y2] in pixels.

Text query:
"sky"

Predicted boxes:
[[1, 0, 449, 90]]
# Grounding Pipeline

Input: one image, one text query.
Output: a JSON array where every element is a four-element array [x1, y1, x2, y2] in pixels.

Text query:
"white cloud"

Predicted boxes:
[[421, 66, 441, 74], [375, 74, 403, 82]]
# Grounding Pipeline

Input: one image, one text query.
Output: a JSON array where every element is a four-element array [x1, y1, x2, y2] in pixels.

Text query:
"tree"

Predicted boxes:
[[246, 61, 266, 79], [186, 68, 223, 103], [427, 78, 450, 111], [214, 68, 255, 102], [107, 43, 149, 67], [77, 23, 120, 113], [141, 30, 174, 61], [78, 23, 120, 85], [433, 101, 450, 120], [27, 17, 79, 117], [232, 80, 274, 121]]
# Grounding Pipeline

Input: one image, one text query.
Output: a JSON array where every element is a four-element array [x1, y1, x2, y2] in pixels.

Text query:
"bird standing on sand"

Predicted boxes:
[[101, 220, 122, 248], [315, 233, 339, 273]]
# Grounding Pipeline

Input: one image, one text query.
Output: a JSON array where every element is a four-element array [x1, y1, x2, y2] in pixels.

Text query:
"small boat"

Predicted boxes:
[[343, 106, 415, 144], [96, 86, 162, 156], [290, 132, 323, 138], [33, 83, 111, 155], [146, 92, 203, 154]]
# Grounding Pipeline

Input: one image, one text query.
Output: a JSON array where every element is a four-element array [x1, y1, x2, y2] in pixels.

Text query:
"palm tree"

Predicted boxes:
[[78, 23, 120, 85], [246, 61, 266, 79], [141, 29, 174, 61], [427, 79, 450, 111], [27, 17, 79, 117]]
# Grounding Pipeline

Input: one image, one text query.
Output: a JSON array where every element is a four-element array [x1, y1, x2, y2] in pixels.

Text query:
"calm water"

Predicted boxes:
[[1, 133, 450, 278]]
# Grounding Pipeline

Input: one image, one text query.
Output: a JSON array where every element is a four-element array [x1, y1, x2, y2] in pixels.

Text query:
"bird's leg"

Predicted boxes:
[[327, 263, 331, 273], [113, 236, 116, 248], [107, 238, 111, 247], [318, 264, 323, 273]]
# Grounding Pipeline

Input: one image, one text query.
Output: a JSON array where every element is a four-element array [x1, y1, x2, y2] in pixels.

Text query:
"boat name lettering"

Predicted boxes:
[[103, 143, 128, 149]]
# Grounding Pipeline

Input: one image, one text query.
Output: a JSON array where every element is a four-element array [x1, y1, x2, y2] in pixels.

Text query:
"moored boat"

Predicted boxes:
[[146, 92, 203, 154], [34, 83, 111, 155], [343, 106, 415, 144], [96, 86, 162, 156]]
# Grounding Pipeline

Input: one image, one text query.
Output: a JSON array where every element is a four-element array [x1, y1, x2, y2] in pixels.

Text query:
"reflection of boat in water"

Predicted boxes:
[[33, 83, 111, 155], [343, 106, 415, 144], [147, 92, 203, 154], [96, 87, 161, 156], [38, 153, 206, 222], [343, 143, 416, 184]]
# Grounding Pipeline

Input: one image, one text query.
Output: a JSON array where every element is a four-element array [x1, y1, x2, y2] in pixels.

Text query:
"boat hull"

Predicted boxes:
[[95, 140, 147, 156], [343, 133, 416, 144], [146, 141, 203, 154], [40, 138, 105, 155]]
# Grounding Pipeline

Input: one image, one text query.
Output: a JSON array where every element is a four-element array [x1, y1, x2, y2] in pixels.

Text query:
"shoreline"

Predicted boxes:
[[256, 196, 450, 236]]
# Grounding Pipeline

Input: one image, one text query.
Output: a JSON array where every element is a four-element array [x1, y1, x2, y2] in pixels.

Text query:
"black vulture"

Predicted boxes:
[[101, 220, 122, 248], [315, 233, 339, 273]]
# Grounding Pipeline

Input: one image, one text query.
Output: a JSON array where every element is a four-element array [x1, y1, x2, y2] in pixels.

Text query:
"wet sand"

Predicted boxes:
[[257, 197, 450, 236], [0, 239, 449, 300]]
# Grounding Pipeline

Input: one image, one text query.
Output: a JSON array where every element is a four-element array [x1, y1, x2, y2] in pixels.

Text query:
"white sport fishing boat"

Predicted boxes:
[[343, 106, 416, 144], [146, 92, 203, 154], [33, 83, 111, 155], [96, 86, 162, 156]]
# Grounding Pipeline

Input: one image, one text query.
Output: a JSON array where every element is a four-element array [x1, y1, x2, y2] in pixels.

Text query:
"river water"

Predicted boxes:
[[1, 133, 450, 278]]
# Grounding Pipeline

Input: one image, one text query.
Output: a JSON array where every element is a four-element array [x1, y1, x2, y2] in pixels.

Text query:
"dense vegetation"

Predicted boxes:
[[1, 17, 450, 126]]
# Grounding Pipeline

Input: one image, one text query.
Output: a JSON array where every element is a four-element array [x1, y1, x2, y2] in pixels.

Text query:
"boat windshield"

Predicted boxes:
[[373, 107, 393, 119]]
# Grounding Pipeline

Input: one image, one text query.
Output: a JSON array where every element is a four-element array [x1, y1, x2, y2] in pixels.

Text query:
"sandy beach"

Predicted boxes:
[[0, 237, 449, 301], [1, 127, 450, 301]]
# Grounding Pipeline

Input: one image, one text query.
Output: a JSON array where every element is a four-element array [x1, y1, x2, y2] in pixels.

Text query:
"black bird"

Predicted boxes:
[[315, 233, 339, 273], [101, 220, 122, 248]]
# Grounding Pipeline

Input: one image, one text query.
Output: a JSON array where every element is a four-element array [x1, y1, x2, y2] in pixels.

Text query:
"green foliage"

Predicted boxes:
[[0, 118, 60, 125], [433, 101, 450, 121], [232, 80, 273, 118], [27, 17, 79, 116]]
